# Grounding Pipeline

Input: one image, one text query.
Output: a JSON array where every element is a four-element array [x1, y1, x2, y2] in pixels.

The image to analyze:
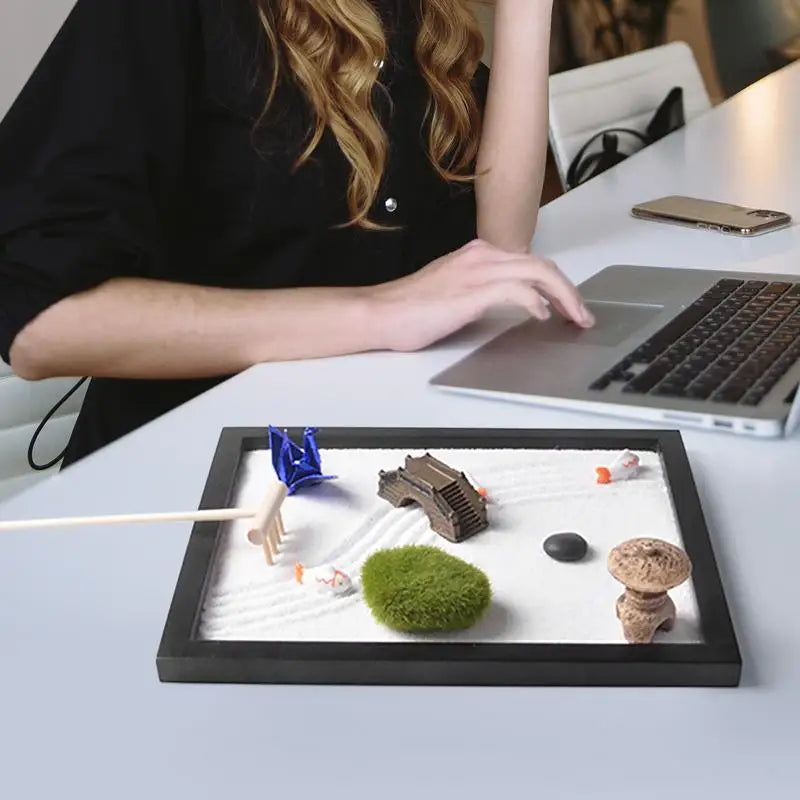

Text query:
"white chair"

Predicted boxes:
[[0, 359, 87, 502], [548, 41, 712, 190]]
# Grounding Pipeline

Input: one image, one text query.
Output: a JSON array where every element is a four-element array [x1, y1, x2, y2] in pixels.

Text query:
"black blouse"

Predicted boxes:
[[0, 0, 489, 466]]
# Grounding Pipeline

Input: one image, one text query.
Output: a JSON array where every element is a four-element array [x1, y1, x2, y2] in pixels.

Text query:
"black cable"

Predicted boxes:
[[27, 377, 88, 471]]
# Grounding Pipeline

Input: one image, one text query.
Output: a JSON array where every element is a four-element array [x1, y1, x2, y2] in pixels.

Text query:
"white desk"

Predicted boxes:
[[2, 64, 799, 799]]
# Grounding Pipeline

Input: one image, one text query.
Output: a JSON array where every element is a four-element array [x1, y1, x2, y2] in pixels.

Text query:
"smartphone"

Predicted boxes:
[[631, 195, 792, 236]]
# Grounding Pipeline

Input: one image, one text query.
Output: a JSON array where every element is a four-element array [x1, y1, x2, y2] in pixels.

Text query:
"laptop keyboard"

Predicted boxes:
[[589, 278, 800, 405]]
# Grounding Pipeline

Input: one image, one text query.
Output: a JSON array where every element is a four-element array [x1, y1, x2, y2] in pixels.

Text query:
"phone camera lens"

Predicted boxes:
[[750, 209, 779, 218]]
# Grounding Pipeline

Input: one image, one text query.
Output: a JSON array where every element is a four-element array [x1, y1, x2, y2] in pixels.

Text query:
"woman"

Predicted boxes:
[[0, 0, 593, 466]]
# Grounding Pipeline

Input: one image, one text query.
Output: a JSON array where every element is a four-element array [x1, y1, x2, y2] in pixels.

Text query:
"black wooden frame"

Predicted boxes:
[[156, 428, 741, 687]]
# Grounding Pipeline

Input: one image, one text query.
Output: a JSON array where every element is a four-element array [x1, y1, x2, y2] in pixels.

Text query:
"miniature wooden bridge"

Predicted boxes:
[[378, 453, 488, 543]]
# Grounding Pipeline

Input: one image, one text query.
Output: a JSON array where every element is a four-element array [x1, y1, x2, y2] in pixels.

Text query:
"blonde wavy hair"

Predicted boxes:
[[253, 0, 485, 229]]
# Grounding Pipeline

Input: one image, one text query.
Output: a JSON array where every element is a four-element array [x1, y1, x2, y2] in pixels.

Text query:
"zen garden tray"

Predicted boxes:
[[156, 427, 741, 687]]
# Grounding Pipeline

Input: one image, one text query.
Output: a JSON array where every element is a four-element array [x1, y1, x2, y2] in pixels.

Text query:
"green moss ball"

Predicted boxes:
[[361, 545, 491, 633]]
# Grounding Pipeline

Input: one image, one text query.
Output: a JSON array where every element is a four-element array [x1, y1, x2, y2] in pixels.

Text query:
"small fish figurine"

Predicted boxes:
[[596, 450, 641, 484], [294, 562, 354, 596], [269, 426, 336, 495]]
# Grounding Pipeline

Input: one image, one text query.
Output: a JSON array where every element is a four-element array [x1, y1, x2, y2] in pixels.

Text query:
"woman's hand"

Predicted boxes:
[[365, 238, 595, 352]]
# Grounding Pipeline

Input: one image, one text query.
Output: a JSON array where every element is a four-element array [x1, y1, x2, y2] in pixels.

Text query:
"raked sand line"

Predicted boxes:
[[487, 483, 670, 508], [204, 508, 427, 612], [201, 586, 360, 634], [203, 596, 366, 639], [297, 504, 395, 565], [202, 518, 438, 628], [202, 510, 437, 629], [201, 592, 365, 638], [201, 520, 454, 637], [206, 503, 402, 604], [485, 472, 669, 500], [480, 463, 664, 490], [334, 512, 431, 571], [200, 523, 434, 634]]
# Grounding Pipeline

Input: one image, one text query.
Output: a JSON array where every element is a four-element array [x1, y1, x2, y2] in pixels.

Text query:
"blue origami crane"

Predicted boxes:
[[268, 426, 336, 494]]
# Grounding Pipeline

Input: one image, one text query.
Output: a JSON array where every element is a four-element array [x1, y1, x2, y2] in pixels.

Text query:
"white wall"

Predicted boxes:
[[0, 0, 77, 120]]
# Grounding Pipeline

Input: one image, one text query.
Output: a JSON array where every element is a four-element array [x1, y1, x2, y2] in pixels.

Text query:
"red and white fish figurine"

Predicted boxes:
[[294, 562, 354, 595], [596, 450, 641, 484]]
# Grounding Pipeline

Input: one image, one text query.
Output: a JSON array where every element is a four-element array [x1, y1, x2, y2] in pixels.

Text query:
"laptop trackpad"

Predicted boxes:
[[536, 301, 663, 347]]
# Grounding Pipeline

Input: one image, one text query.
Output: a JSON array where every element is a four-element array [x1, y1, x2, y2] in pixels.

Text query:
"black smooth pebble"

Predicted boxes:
[[543, 532, 588, 562]]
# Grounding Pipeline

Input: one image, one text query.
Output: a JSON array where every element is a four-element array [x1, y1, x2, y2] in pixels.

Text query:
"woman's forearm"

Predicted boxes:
[[9, 277, 378, 380], [475, 0, 554, 253]]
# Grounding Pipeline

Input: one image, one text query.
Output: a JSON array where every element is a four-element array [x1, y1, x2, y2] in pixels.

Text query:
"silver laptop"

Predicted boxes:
[[430, 265, 800, 438]]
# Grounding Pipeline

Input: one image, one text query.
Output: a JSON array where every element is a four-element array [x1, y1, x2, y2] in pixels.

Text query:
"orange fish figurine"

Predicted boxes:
[[295, 562, 354, 595], [596, 450, 641, 484]]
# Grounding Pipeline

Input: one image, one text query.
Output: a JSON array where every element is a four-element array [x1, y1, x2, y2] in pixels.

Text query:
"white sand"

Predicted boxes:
[[198, 448, 702, 644]]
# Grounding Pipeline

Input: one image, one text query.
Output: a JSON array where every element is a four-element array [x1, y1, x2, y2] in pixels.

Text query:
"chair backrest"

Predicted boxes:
[[0, 359, 87, 502], [548, 41, 712, 190]]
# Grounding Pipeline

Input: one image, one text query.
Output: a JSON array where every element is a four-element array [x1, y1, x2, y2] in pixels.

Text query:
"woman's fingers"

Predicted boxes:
[[462, 279, 551, 322], [459, 254, 594, 328], [542, 293, 571, 321], [540, 287, 594, 328], [530, 256, 594, 327]]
